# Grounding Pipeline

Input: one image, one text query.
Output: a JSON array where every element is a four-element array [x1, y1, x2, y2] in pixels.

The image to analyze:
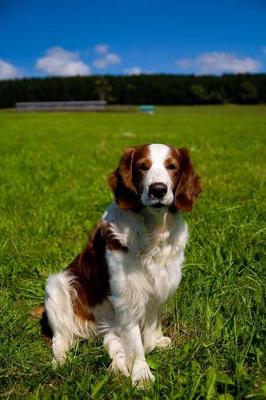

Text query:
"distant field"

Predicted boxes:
[[0, 106, 265, 399]]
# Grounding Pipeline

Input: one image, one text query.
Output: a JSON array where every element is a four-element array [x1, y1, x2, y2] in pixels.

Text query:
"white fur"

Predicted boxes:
[[141, 144, 174, 207], [44, 144, 189, 386], [45, 272, 95, 364], [101, 203, 188, 385]]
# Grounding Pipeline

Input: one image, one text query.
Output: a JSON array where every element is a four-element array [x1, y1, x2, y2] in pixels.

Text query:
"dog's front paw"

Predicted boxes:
[[156, 336, 172, 348], [110, 353, 129, 377], [131, 358, 155, 388]]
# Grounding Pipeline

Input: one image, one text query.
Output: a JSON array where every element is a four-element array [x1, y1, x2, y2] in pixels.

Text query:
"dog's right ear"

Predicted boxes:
[[108, 147, 138, 209]]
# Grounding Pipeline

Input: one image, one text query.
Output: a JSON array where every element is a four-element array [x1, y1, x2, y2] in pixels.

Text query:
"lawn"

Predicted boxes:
[[0, 106, 265, 399]]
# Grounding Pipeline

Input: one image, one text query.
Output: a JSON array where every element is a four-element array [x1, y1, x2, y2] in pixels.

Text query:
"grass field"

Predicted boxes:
[[0, 106, 265, 399]]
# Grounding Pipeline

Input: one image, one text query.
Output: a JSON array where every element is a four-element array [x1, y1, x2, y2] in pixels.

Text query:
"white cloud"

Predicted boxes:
[[93, 51, 121, 69], [95, 44, 109, 54], [124, 66, 142, 75], [176, 52, 261, 75], [105, 53, 121, 64], [0, 59, 20, 79], [36, 47, 91, 76], [92, 58, 107, 69], [175, 58, 192, 69]]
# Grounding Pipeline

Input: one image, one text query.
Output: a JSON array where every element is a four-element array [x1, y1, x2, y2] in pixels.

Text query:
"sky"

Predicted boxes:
[[0, 0, 266, 79]]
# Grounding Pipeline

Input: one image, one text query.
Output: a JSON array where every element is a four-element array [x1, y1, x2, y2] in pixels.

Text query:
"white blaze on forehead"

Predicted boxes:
[[141, 144, 174, 206], [145, 144, 172, 185], [149, 144, 170, 165]]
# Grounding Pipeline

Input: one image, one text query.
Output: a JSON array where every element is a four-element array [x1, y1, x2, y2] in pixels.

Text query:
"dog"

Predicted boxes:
[[43, 143, 201, 386]]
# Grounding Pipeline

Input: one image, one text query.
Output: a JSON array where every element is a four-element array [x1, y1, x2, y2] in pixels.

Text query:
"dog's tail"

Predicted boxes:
[[31, 304, 45, 318], [31, 304, 53, 344]]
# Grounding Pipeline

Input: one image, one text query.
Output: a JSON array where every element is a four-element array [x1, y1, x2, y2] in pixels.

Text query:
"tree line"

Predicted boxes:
[[0, 73, 265, 108]]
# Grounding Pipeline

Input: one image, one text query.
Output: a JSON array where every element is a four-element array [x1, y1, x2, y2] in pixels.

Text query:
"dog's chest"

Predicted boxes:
[[138, 228, 172, 263], [125, 227, 182, 303], [103, 204, 187, 314]]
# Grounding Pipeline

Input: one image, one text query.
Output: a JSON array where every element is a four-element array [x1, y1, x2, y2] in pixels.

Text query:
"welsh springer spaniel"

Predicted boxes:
[[43, 143, 201, 386]]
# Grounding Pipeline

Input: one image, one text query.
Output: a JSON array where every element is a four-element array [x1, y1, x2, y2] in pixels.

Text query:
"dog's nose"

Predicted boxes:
[[149, 182, 167, 199]]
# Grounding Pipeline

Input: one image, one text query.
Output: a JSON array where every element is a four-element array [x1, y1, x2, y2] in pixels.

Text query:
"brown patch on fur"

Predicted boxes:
[[164, 147, 181, 193], [40, 220, 128, 334], [101, 221, 128, 252], [108, 147, 137, 209], [73, 291, 96, 323], [169, 147, 201, 212], [31, 304, 45, 318], [66, 221, 127, 324], [67, 224, 110, 315], [131, 145, 152, 192], [108, 144, 150, 211]]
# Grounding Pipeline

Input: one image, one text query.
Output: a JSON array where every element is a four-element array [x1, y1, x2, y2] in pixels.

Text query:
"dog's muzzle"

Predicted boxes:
[[148, 182, 168, 200]]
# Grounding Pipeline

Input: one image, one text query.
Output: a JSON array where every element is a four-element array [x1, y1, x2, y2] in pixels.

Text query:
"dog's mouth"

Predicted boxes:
[[151, 203, 166, 209]]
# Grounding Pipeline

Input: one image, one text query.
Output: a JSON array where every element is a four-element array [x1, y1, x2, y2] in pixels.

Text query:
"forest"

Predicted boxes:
[[0, 73, 265, 108]]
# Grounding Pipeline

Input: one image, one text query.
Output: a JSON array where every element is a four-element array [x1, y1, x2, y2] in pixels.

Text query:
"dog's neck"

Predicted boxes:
[[141, 206, 173, 232]]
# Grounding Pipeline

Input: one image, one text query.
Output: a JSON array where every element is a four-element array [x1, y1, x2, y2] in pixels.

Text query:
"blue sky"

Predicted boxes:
[[0, 0, 265, 78]]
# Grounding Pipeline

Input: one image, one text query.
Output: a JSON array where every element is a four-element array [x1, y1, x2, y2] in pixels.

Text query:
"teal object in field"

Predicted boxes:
[[138, 105, 155, 114]]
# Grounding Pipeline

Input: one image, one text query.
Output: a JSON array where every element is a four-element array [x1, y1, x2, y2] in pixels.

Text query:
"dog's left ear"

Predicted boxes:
[[174, 148, 202, 211]]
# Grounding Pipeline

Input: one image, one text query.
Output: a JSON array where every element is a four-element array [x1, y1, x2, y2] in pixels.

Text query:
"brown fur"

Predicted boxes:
[[108, 144, 151, 211], [173, 148, 202, 211], [31, 304, 45, 318], [67, 222, 127, 323], [67, 224, 110, 322], [101, 221, 128, 252], [38, 222, 127, 337]]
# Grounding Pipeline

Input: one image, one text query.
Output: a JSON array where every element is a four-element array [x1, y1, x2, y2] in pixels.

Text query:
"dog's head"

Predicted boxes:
[[109, 144, 201, 212]]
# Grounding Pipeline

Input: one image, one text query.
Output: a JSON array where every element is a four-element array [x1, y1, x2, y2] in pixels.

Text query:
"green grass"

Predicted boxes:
[[0, 105, 265, 399]]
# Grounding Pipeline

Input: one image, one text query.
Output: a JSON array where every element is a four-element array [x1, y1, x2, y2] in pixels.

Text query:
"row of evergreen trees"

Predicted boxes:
[[0, 73, 265, 108]]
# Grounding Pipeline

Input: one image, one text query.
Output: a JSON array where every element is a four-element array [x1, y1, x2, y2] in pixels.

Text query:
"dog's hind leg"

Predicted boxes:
[[51, 333, 73, 365], [45, 272, 77, 365]]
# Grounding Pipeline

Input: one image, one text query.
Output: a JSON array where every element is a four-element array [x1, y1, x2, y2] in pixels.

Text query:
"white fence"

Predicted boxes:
[[16, 100, 107, 112]]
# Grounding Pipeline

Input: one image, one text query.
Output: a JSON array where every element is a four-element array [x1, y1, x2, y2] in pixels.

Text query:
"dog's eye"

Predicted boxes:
[[138, 163, 149, 171], [167, 163, 176, 170]]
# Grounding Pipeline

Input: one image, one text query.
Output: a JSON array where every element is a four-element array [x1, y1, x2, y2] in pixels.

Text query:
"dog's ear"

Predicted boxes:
[[174, 148, 201, 211], [108, 147, 138, 209]]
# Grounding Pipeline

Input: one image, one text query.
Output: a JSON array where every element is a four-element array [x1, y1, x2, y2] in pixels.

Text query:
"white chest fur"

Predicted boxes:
[[103, 204, 188, 321]]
